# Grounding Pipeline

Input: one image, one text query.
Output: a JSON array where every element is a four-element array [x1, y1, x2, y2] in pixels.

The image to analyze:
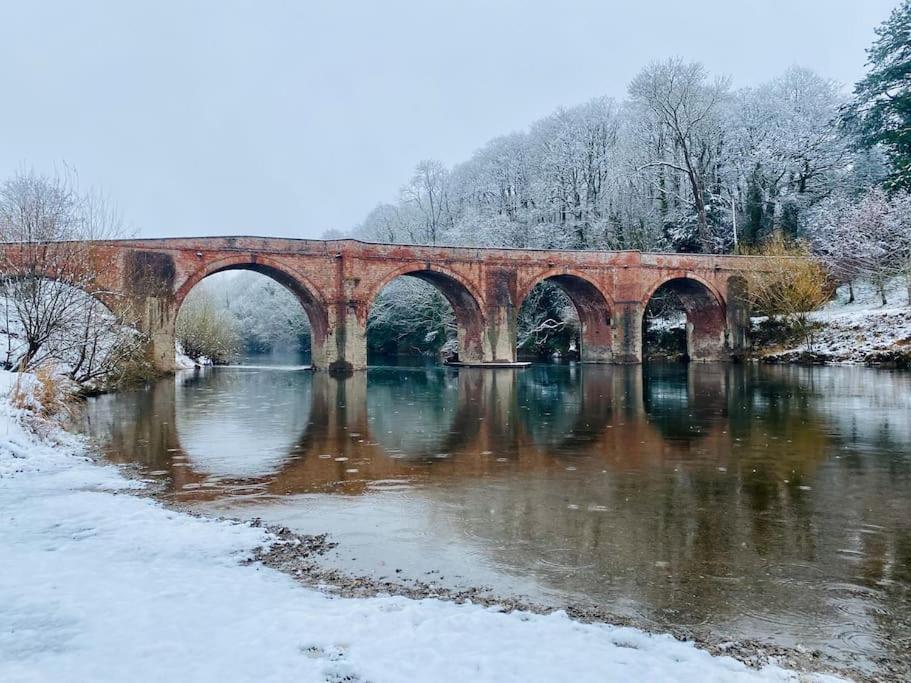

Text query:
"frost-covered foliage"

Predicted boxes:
[[845, 0, 911, 191], [215, 273, 311, 353], [355, 63, 860, 256], [367, 278, 457, 357], [807, 188, 911, 305], [0, 287, 148, 386], [176, 288, 240, 364], [0, 170, 149, 387], [177, 272, 311, 360]]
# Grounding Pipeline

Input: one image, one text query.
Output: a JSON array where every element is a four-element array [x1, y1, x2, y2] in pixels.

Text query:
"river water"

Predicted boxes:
[[79, 357, 911, 675]]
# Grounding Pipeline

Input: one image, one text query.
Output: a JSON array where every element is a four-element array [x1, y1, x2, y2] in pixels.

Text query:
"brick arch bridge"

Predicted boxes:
[[12, 237, 765, 372]]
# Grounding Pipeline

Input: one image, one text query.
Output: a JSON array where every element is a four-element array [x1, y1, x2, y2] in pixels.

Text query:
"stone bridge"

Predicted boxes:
[[6, 237, 766, 372]]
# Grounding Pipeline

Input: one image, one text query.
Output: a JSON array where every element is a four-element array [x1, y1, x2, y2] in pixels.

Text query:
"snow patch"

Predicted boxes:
[[756, 278, 911, 364]]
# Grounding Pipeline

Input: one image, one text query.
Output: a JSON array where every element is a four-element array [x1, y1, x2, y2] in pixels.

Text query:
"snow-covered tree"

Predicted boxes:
[[807, 188, 911, 305], [728, 68, 853, 246], [0, 169, 147, 385], [176, 289, 240, 364], [400, 160, 454, 246], [846, 0, 911, 191], [367, 278, 456, 357], [628, 59, 730, 251], [805, 193, 863, 302], [181, 272, 312, 355]]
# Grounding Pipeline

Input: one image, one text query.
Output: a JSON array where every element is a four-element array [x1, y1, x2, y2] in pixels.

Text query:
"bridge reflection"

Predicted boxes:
[[85, 363, 838, 500]]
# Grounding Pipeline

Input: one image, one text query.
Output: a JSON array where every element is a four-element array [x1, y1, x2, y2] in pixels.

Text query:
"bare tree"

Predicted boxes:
[[400, 160, 453, 245], [0, 168, 144, 384], [808, 188, 911, 306], [628, 59, 730, 251]]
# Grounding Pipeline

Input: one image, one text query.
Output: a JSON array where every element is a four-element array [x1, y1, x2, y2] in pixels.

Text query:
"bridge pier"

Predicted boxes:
[[482, 268, 518, 364], [322, 301, 367, 374], [139, 297, 178, 373], [611, 302, 645, 364], [579, 315, 613, 363], [726, 276, 751, 358], [685, 306, 728, 361]]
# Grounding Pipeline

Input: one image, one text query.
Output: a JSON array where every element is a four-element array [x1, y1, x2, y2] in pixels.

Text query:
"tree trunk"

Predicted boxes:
[[681, 155, 709, 252], [20, 341, 40, 371], [847, 281, 855, 304]]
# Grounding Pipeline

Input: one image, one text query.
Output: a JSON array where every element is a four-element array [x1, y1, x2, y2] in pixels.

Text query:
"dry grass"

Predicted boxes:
[[9, 365, 74, 418]]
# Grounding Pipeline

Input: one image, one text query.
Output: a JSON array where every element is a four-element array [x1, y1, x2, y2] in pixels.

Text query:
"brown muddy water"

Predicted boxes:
[[79, 358, 911, 677]]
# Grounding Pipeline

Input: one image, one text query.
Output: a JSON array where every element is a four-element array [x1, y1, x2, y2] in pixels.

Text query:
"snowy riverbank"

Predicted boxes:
[[0, 370, 846, 683], [755, 279, 911, 366]]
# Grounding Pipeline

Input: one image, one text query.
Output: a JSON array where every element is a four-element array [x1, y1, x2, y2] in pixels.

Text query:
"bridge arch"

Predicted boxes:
[[175, 254, 330, 364], [517, 270, 613, 362], [641, 274, 727, 362], [365, 264, 487, 362]]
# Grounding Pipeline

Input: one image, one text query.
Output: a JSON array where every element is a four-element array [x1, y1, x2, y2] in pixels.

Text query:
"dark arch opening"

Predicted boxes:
[[367, 270, 486, 363], [643, 278, 727, 362], [176, 264, 326, 367], [517, 275, 612, 362]]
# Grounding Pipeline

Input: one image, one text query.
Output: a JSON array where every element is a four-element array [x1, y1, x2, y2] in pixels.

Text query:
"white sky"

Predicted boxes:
[[0, 0, 898, 239]]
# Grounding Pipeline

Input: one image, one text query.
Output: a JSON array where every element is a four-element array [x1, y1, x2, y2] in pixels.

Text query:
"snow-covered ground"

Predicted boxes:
[[175, 342, 199, 369], [756, 278, 911, 364], [0, 370, 843, 682]]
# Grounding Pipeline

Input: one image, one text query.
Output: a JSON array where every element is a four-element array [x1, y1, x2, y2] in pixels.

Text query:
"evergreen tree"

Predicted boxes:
[[847, 1, 911, 190]]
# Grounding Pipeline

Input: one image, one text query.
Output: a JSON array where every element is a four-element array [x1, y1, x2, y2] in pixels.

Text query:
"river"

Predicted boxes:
[[79, 357, 911, 677]]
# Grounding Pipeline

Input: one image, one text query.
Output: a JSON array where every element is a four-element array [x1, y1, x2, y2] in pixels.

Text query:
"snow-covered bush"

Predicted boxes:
[[175, 290, 240, 364], [367, 278, 456, 357], [0, 169, 150, 389]]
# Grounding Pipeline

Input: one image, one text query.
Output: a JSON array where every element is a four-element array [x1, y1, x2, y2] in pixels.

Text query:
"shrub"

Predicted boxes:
[[744, 235, 832, 349], [176, 291, 240, 364]]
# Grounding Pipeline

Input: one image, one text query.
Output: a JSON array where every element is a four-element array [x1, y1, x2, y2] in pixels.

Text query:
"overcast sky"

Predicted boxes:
[[0, 0, 898, 239]]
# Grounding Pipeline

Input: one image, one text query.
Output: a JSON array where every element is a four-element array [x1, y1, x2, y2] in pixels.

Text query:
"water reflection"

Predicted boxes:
[[80, 363, 911, 674]]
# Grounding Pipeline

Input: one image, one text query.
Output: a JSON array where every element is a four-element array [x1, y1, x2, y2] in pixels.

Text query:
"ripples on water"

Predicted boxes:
[[80, 358, 911, 673]]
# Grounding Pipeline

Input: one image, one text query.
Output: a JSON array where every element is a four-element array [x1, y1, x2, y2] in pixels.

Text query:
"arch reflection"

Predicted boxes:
[[174, 368, 312, 478]]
